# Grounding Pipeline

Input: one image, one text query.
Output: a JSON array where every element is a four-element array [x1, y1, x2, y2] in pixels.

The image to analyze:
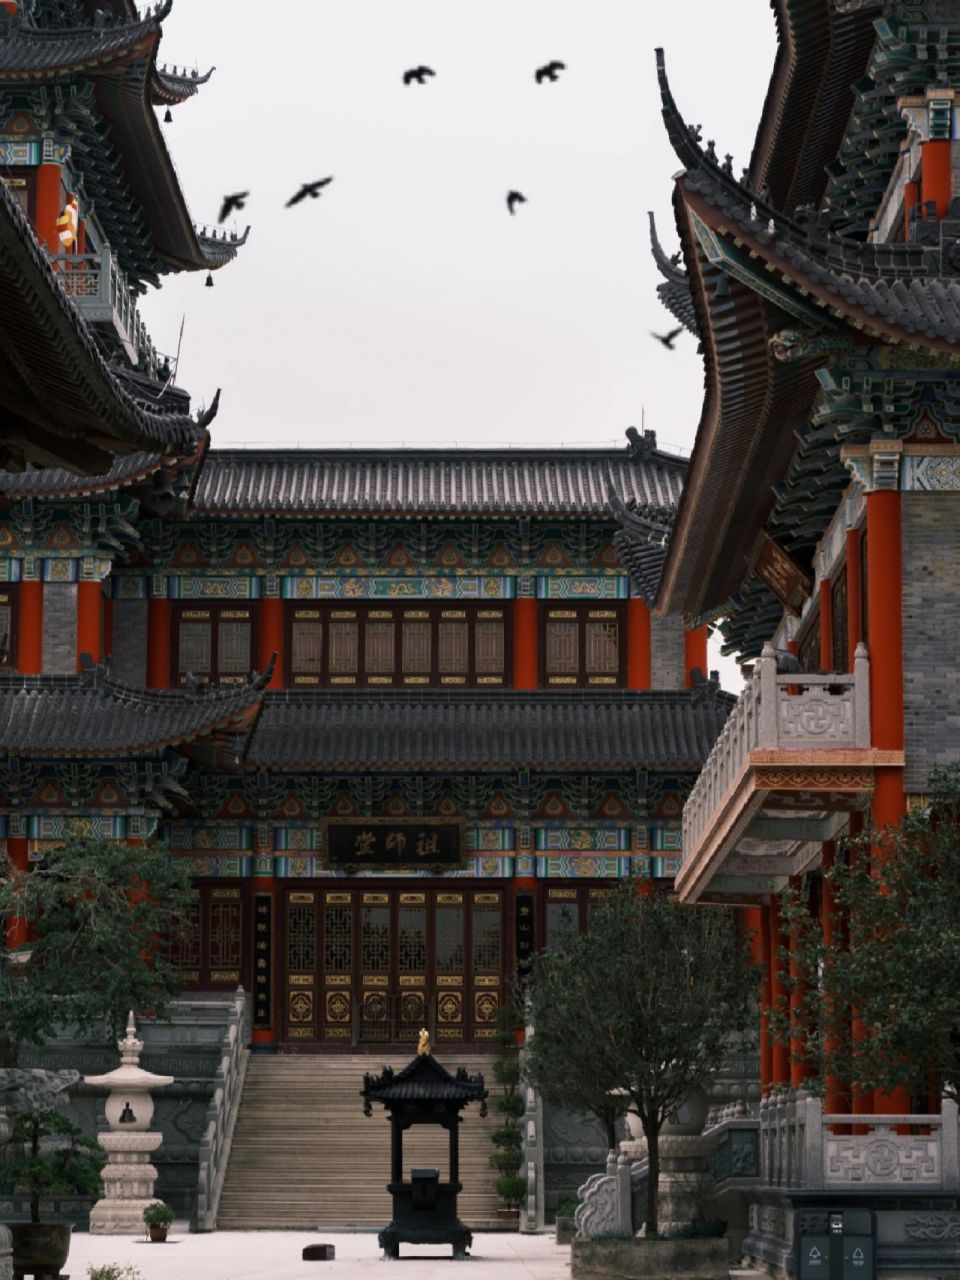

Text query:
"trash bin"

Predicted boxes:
[[799, 1209, 875, 1280], [411, 1167, 439, 1210]]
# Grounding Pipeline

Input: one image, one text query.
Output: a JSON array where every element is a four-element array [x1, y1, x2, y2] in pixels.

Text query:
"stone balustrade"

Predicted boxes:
[[193, 989, 249, 1232], [49, 247, 162, 377], [682, 642, 871, 867]]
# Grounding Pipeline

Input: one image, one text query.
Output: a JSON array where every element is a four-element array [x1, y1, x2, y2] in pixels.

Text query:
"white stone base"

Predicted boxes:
[[0, 1224, 12, 1280], [89, 1198, 158, 1236], [88, 1129, 163, 1235]]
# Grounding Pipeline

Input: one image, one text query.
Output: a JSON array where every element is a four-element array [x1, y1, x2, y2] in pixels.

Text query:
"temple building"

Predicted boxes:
[[0, 0, 739, 1231], [627, 0, 960, 1274]]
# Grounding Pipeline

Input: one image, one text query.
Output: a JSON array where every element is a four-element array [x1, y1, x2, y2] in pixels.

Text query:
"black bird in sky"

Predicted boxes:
[[218, 191, 249, 223], [403, 65, 436, 85], [285, 178, 334, 208], [650, 326, 683, 350], [535, 60, 566, 84], [506, 190, 527, 216]]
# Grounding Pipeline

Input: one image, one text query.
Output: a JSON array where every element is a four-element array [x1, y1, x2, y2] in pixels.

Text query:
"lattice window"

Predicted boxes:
[[546, 620, 579, 675], [365, 620, 395, 674], [208, 903, 242, 967], [324, 904, 352, 972], [218, 618, 251, 674], [168, 903, 201, 968], [401, 621, 431, 674], [329, 620, 359, 674], [438, 620, 468, 674], [0, 603, 12, 669], [797, 611, 820, 674], [179, 620, 211, 674], [361, 907, 389, 972], [288, 904, 316, 973], [398, 907, 427, 972], [586, 620, 619, 674], [474, 618, 504, 674], [436, 905, 464, 973], [472, 906, 501, 974], [292, 617, 323, 674]]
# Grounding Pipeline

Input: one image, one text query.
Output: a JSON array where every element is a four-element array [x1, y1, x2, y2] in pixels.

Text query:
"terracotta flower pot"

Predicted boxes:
[[148, 1224, 169, 1242], [8, 1222, 73, 1275]]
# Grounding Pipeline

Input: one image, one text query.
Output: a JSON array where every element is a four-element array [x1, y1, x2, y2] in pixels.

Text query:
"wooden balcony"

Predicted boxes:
[[678, 642, 902, 904], [50, 247, 161, 377]]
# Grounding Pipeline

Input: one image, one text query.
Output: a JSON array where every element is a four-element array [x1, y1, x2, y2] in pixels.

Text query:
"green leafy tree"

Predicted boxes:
[[0, 836, 195, 1066], [524, 884, 756, 1236], [0, 1108, 105, 1223], [776, 763, 960, 1104], [489, 1003, 526, 1210]]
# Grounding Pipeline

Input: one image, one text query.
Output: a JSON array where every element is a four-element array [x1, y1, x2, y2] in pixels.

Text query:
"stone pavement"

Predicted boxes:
[[65, 1228, 572, 1280]]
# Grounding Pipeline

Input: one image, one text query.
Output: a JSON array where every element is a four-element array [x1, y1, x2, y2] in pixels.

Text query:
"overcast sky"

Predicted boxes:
[[140, 1, 778, 685]]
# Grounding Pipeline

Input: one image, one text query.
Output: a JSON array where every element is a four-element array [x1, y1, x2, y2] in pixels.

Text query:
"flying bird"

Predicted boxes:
[[403, 65, 436, 85], [535, 60, 566, 83], [218, 191, 249, 224], [650, 327, 683, 351], [506, 190, 527, 216], [285, 178, 334, 208]]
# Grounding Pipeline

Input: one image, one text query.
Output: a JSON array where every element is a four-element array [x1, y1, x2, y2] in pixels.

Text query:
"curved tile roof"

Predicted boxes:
[[194, 449, 687, 518], [249, 690, 732, 771]]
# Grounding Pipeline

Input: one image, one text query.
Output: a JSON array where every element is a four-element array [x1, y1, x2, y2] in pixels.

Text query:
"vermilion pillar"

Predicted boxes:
[[5, 836, 30, 950], [34, 163, 62, 252], [921, 140, 952, 220], [683, 625, 708, 688], [903, 180, 919, 241], [748, 906, 772, 1094], [769, 897, 789, 1087], [76, 580, 103, 668], [820, 840, 847, 1115], [627, 598, 651, 690], [819, 579, 833, 672], [866, 489, 908, 1114], [17, 580, 42, 674], [103, 596, 113, 660], [147, 597, 172, 689], [258, 598, 284, 689], [845, 529, 862, 671], [513, 599, 538, 689], [788, 876, 811, 1088]]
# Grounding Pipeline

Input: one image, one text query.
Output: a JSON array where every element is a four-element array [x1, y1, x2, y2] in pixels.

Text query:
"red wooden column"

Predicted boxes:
[[819, 579, 833, 672], [4, 836, 30, 950], [258, 597, 284, 688], [846, 529, 862, 670], [747, 906, 772, 1094], [769, 896, 790, 1087], [627, 599, 651, 690], [147, 595, 172, 689], [34, 163, 62, 252], [683, 625, 708, 688], [513, 598, 538, 689], [787, 876, 811, 1088], [76, 579, 103, 668], [820, 839, 848, 1116], [921, 140, 952, 220], [17, 579, 43, 675]]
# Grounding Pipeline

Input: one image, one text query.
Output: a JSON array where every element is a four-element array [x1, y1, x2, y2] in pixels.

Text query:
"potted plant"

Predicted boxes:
[[142, 1199, 174, 1242], [489, 1005, 525, 1223], [0, 1108, 104, 1279]]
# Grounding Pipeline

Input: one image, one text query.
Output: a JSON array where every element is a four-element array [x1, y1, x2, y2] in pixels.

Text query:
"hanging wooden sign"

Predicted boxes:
[[749, 532, 811, 615]]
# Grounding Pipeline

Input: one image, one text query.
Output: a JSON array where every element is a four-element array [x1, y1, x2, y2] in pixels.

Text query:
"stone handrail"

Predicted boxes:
[[683, 642, 870, 861], [761, 1091, 959, 1191], [192, 988, 249, 1232], [48, 247, 161, 378]]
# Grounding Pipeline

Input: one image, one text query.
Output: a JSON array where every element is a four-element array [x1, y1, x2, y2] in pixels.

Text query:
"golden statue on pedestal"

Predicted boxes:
[[416, 1027, 432, 1056]]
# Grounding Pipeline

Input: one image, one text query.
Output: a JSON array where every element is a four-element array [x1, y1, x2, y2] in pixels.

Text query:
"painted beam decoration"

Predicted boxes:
[[749, 532, 812, 616], [322, 819, 465, 870]]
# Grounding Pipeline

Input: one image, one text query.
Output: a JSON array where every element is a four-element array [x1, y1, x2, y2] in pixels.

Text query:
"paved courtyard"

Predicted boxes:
[[64, 1228, 572, 1280]]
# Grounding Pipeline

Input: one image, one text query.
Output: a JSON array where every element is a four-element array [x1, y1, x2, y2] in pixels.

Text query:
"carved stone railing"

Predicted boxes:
[[192, 988, 249, 1232], [761, 1090, 960, 1191], [683, 642, 871, 862], [48, 247, 161, 377]]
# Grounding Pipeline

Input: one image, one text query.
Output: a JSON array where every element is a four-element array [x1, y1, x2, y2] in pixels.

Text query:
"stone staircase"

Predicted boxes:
[[216, 1053, 504, 1229]]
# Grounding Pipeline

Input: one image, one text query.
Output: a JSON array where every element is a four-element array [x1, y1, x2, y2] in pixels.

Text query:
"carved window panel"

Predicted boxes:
[[472, 905, 501, 974], [178, 618, 211, 674], [323, 902, 352, 973], [174, 605, 255, 686], [436, 903, 464, 973], [542, 606, 625, 688], [218, 617, 251, 675], [401, 620, 431, 674], [329, 619, 359, 676], [474, 616, 504, 676], [586, 619, 619, 676], [546, 618, 579, 677], [291, 614, 323, 677], [365, 618, 395, 675], [168, 903, 202, 969], [288, 904, 317, 973], [438, 618, 469, 675], [398, 906, 426, 972], [362, 906, 390, 973], [546, 900, 577, 944], [208, 902, 242, 968]]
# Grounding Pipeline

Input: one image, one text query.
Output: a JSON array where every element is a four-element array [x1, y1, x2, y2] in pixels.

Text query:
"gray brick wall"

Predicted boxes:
[[902, 493, 960, 792], [650, 614, 686, 690], [41, 582, 77, 675], [110, 598, 148, 686]]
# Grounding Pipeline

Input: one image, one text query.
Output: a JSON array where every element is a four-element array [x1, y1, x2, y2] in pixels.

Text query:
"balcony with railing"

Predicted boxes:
[[678, 641, 901, 904], [48, 246, 161, 379]]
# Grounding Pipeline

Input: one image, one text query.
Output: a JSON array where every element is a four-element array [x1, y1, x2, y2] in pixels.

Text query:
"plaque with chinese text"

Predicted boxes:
[[323, 819, 464, 869], [749, 531, 811, 615]]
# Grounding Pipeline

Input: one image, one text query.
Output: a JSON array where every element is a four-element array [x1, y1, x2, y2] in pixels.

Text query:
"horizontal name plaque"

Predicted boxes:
[[323, 819, 465, 870]]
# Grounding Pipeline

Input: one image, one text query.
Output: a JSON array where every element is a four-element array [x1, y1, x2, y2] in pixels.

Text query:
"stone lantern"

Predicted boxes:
[[84, 1012, 173, 1234]]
